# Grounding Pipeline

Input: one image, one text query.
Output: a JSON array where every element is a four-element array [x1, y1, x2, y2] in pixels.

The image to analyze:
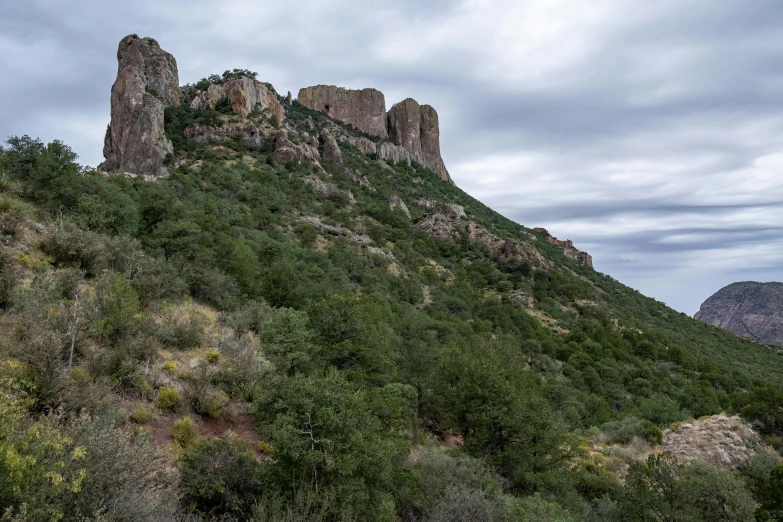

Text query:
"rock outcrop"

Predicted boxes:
[[320, 129, 343, 169], [389, 195, 410, 219], [387, 98, 450, 182], [695, 282, 783, 346], [417, 212, 548, 269], [298, 87, 451, 182], [303, 176, 356, 205], [297, 85, 388, 138], [99, 35, 180, 177], [274, 132, 320, 165], [190, 77, 284, 122], [533, 228, 593, 268], [184, 122, 268, 147]]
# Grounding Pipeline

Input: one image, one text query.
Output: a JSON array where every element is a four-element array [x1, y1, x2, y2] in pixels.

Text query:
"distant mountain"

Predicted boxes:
[[695, 281, 783, 346]]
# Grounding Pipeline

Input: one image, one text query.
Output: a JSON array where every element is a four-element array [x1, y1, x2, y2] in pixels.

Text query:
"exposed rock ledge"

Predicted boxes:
[[533, 228, 593, 268]]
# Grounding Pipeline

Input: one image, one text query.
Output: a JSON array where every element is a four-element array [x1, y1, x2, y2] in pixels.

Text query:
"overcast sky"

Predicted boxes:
[[2, 0, 782, 314]]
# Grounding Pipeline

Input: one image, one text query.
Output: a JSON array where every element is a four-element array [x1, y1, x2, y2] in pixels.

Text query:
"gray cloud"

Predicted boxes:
[[2, 0, 783, 314]]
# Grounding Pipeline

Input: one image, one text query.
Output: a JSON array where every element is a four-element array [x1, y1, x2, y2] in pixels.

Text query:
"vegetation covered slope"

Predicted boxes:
[[0, 84, 782, 521]]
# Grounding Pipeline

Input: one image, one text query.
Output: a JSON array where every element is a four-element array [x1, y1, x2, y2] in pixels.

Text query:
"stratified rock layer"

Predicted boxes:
[[298, 85, 388, 138], [99, 35, 180, 177], [695, 282, 783, 346]]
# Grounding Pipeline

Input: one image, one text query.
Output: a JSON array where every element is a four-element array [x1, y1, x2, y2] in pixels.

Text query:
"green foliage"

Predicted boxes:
[[618, 453, 756, 522], [180, 435, 262, 517], [171, 416, 198, 447], [156, 386, 181, 411], [601, 416, 663, 445]]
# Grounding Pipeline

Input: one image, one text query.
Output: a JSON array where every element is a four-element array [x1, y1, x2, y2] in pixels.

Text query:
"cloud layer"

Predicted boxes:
[[2, 0, 782, 314]]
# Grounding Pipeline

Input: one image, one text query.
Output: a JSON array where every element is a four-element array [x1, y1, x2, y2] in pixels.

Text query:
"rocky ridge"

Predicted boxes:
[[533, 228, 593, 268], [695, 282, 783, 346]]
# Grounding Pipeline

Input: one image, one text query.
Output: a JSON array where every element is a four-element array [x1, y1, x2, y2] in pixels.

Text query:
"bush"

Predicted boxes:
[[171, 416, 198, 447], [156, 386, 181, 411], [206, 349, 220, 364], [131, 403, 152, 424], [180, 435, 262, 517], [601, 416, 662, 445]]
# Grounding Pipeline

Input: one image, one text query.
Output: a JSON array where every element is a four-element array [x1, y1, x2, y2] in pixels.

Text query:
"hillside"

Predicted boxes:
[[696, 281, 783, 347], [1, 34, 783, 522]]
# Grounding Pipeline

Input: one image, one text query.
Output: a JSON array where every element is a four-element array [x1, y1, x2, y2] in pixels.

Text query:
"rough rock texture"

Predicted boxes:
[[389, 195, 410, 219], [303, 176, 356, 205], [661, 414, 780, 469], [320, 129, 343, 169], [695, 282, 783, 346], [509, 290, 535, 309], [345, 136, 377, 156], [298, 85, 388, 138], [300, 216, 371, 244], [533, 227, 593, 268], [377, 141, 418, 166], [274, 132, 320, 165], [184, 122, 268, 147], [387, 98, 450, 182], [99, 35, 180, 177], [417, 213, 548, 269], [191, 77, 284, 121], [346, 169, 373, 191], [387, 99, 423, 158]]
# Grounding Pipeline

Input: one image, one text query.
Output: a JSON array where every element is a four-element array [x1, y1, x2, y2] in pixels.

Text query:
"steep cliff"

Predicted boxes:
[[695, 281, 783, 346], [387, 98, 450, 181], [297, 85, 387, 138], [190, 76, 284, 121], [99, 34, 180, 177]]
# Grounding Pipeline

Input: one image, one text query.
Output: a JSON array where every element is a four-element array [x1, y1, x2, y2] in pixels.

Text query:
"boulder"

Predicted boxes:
[[297, 85, 388, 138], [184, 121, 268, 147], [99, 34, 180, 177], [346, 136, 377, 155], [389, 195, 411, 219], [320, 128, 343, 169]]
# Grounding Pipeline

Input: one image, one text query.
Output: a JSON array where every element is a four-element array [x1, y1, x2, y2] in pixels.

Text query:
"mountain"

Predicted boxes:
[[1, 34, 782, 522], [695, 281, 783, 346]]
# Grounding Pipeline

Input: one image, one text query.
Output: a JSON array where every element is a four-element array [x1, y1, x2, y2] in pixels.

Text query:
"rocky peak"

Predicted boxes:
[[99, 34, 180, 177], [297, 85, 388, 138], [695, 282, 783, 346]]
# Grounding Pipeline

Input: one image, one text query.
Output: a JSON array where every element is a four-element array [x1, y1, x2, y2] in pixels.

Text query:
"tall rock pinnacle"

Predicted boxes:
[[297, 85, 388, 138], [387, 98, 450, 182], [99, 35, 180, 177]]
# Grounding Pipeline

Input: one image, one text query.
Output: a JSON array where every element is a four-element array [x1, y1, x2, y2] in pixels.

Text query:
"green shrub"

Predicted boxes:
[[130, 403, 152, 424], [601, 416, 662, 445], [156, 386, 181, 411], [171, 416, 198, 447], [205, 349, 220, 364]]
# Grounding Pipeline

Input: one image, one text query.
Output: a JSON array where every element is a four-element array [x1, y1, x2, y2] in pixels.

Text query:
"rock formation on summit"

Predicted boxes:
[[99, 35, 180, 177], [190, 77, 284, 121], [533, 228, 593, 268], [695, 282, 783, 346], [297, 86, 388, 138], [297, 87, 451, 182]]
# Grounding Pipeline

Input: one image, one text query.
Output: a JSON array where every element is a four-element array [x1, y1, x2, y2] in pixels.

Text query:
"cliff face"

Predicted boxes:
[[387, 98, 449, 182], [297, 85, 387, 138], [190, 77, 284, 122], [99, 35, 180, 177], [297, 86, 451, 183], [695, 282, 783, 346]]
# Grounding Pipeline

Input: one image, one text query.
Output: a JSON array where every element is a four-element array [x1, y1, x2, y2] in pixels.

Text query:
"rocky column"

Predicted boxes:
[[99, 35, 180, 177]]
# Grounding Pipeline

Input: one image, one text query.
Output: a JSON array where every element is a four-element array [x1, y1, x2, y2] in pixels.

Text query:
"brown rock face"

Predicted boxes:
[[387, 98, 450, 182], [99, 35, 180, 177], [191, 77, 284, 122], [695, 282, 783, 346], [297, 85, 388, 138], [320, 129, 343, 169]]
